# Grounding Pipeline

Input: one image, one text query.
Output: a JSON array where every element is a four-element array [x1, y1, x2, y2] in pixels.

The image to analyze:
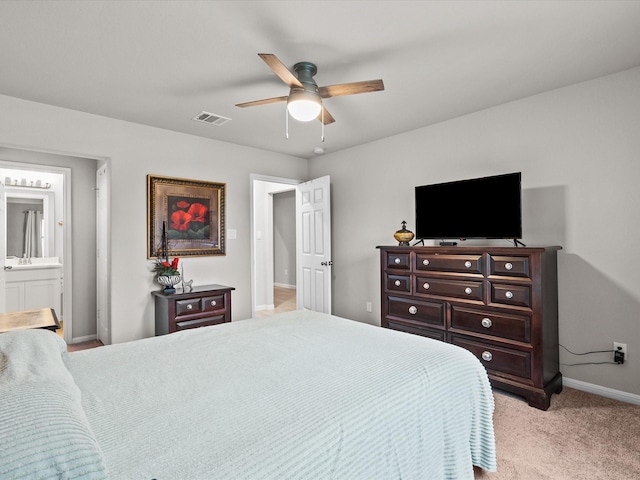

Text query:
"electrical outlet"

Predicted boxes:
[[366, 301, 372, 313], [614, 342, 627, 363]]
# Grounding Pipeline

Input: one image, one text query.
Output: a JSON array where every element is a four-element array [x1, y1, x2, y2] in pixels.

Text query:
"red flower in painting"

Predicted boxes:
[[176, 200, 190, 209], [171, 210, 192, 231], [187, 202, 208, 223]]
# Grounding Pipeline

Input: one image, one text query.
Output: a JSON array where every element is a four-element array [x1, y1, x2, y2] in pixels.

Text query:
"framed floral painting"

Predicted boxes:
[[147, 175, 226, 258]]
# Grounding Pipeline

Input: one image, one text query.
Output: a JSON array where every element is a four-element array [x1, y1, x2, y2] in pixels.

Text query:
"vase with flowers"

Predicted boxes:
[[154, 257, 181, 293]]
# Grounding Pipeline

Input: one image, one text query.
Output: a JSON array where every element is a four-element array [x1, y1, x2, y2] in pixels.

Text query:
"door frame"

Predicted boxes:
[[250, 174, 300, 318]]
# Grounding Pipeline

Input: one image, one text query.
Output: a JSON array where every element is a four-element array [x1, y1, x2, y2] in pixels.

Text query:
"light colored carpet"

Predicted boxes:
[[474, 387, 640, 479]]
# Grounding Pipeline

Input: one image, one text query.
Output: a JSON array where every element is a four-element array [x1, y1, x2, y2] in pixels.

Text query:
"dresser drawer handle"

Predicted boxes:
[[422, 259, 430, 266], [394, 257, 401, 264], [482, 351, 493, 362], [464, 261, 472, 268], [505, 262, 513, 270], [464, 287, 472, 295], [210, 300, 217, 307], [481, 317, 492, 328], [408, 306, 418, 315], [505, 291, 514, 299], [394, 280, 401, 287], [423, 282, 430, 290], [187, 304, 193, 310]]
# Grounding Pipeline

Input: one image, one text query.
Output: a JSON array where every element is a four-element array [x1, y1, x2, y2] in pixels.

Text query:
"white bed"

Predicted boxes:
[[1, 310, 496, 479]]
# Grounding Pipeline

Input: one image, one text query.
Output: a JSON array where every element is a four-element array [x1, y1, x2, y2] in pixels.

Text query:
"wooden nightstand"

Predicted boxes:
[[0, 308, 60, 333], [152, 284, 235, 335]]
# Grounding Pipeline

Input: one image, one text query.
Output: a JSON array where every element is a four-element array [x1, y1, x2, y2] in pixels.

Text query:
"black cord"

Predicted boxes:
[[561, 361, 618, 366], [559, 344, 613, 356]]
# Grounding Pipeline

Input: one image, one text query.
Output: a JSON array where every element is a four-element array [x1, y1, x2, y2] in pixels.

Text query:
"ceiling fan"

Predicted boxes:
[[236, 53, 385, 125]]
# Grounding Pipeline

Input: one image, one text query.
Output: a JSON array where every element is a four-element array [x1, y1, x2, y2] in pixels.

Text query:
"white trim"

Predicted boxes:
[[274, 282, 296, 289], [69, 334, 97, 344], [563, 377, 640, 405], [255, 304, 275, 312]]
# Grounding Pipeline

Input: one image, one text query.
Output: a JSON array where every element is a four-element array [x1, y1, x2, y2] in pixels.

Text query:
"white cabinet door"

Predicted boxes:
[[5, 282, 23, 313]]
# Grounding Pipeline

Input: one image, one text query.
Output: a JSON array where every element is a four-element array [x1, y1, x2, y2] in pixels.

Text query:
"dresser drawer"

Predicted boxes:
[[385, 251, 411, 270], [415, 254, 483, 274], [176, 314, 226, 331], [176, 298, 202, 317], [385, 321, 445, 341], [489, 255, 530, 278], [202, 295, 225, 312], [491, 283, 531, 308], [450, 306, 531, 343], [386, 295, 444, 327], [416, 276, 483, 302], [451, 334, 531, 379], [386, 274, 411, 293]]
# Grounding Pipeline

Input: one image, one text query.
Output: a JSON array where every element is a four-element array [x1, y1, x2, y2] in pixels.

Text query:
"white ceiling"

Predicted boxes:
[[1, 1, 639, 160]]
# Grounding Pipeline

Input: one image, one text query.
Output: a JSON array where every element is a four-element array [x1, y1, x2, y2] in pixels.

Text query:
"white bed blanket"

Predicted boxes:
[[64, 310, 496, 479]]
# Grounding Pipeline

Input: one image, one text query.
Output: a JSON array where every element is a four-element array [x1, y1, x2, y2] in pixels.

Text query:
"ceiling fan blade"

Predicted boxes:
[[319, 105, 335, 125], [258, 53, 303, 88], [235, 96, 288, 108], [318, 79, 384, 98]]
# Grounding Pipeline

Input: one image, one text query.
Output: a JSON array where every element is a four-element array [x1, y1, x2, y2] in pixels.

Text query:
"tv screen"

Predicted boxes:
[[415, 172, 522, 241]]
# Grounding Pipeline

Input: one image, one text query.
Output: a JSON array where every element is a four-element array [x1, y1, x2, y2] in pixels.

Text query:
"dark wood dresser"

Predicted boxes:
[[378, 245, 562, 410], [152, 284, 234, 335]]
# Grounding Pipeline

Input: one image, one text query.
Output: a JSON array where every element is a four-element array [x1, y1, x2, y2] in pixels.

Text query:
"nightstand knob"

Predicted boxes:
[[422, 259, 430, 266], [423, 282, 430, 290], [464, 287, 472, 295], [505, 262, 513, 270], [394, 257, 401, 264], [465, 261, 472, 268], [187, 304, 193, 310], [482, 351, 493, 362], [394, 280, 401, 287], [505, 291, 514, 299], [210, 300, 217, 306], [408, 306, 418, 315], [481, 317, 492, 328]]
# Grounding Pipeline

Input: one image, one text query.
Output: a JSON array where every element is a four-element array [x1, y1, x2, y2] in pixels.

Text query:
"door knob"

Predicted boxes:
[[320, 261, 333, 266]]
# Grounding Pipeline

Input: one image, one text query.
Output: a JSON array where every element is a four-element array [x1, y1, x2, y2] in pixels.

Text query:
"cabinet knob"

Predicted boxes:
[[210, 300, 217, 306], [505, 262, 513, 270], [423, 282, 430, 290], [482, 351, 493, 362], [187, 304, 193, 310], [394, 257, 401, 264], [422, 259, 430, 266], [408, 306, 418, 315], [505, 291, 514, 299], [481, 317, 492, 328], [464, 261, 472, 268], [394, 280, 401, 287], [464, 287, 472, 295]]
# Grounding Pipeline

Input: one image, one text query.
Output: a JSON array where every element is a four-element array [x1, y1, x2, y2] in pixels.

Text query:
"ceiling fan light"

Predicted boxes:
[[287, 89, 322, 122]]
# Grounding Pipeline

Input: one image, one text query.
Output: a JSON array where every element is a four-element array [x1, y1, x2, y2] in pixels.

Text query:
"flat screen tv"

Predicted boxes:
[[415, 172, 522, 242]]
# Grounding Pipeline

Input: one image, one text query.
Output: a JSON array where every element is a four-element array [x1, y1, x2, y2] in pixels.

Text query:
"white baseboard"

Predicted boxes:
[[563, 377, 640, 405], [274, 283, 295, 289], [70, 334, 97, 344], [255, 304, 275, 312]]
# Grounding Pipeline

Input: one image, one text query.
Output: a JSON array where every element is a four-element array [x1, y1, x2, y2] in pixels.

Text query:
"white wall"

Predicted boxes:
[[0, 94, 308, 344], [274, 190, 296, 288], [309, 67, 640, 397]]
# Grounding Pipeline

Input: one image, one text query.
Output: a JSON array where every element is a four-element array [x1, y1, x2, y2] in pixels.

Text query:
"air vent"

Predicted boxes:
[[192, 111, 231, 126]]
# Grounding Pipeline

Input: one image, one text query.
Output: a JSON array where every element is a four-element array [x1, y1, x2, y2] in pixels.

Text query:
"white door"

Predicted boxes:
[[296, 175, 332, 313], [96, 166, 110, 344], [0, 180, 5, 312]]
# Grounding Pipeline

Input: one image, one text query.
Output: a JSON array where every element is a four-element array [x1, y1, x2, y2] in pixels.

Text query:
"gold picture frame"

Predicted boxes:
[[147, 175, 226, 258]]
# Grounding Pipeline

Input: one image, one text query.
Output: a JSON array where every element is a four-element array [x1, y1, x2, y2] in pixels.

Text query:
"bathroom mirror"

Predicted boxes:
[[5, 188, 55, 258]]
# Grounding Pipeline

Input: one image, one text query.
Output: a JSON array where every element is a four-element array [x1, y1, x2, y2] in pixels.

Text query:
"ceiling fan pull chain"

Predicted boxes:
[[321, 107, 325, 142], [285, 107, 289, 139]]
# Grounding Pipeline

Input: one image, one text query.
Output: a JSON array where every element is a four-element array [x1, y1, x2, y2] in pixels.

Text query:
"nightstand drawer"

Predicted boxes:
[[176, 315, 226, 331], [450, 306, 531, 343], [416, 276, 483, 302], [176, 299, 202, 317], [202, 295, 225, 312], [451, 334, 531, 380]]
